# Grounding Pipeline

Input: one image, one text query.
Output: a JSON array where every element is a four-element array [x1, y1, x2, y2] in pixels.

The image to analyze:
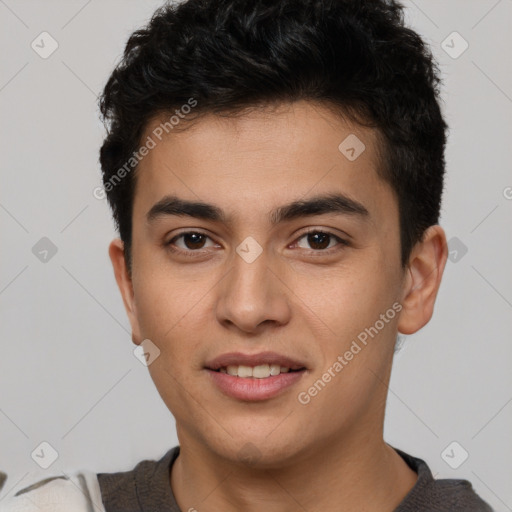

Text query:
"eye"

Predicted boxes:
[[166, 231, 218, 255], [165, 229, 349, 258], [293, 230, 348, 252]]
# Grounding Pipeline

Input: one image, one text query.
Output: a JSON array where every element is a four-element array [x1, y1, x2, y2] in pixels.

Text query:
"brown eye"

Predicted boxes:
[[306, 232, 330, 250], [181, 232, 207, 250], [295, 231, 347, 251], [167, 231, 218, 254]]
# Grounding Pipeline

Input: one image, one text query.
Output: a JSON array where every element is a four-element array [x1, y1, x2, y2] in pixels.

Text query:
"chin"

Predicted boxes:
[[207, 432, 306, 469]]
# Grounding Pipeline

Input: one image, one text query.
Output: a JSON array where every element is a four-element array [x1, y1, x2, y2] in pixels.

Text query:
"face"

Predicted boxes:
[[109, 100, 446, 467]]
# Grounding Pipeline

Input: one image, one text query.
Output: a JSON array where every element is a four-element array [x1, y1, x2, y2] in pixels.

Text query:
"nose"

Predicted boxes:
[[215, 246, 292, 334]]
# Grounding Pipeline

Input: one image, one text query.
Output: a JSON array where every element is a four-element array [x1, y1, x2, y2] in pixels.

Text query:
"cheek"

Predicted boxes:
[[291, 257, 397, 334], [289, 256, 401, 407], [133, 274, 209, 418], [132, 271, 206, 362]]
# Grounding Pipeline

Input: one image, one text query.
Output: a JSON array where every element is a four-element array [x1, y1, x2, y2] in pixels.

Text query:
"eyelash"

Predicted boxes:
[[165, 229, 349, 258]]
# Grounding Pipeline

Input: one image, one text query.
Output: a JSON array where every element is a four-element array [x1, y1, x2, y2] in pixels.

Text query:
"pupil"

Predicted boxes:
[[308, 232, 329, 250], [185, 233, 205, 249]]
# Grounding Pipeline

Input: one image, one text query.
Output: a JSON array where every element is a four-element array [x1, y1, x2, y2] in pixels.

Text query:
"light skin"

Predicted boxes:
[[109, 100, 448, 512]]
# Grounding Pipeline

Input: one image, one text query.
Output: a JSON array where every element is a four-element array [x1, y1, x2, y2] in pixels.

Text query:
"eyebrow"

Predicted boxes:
[[146, 193, 369, 226]]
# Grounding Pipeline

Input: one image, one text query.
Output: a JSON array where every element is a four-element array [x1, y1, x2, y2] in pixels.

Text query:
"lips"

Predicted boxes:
[[205, 351, 307, 372]]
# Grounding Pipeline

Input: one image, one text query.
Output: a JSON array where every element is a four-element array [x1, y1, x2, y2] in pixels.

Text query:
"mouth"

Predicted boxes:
[[205, 351, 307, 375], [206, 367, 307, 401], [210, 364, 306, 379], [204, 351, 308, 401]]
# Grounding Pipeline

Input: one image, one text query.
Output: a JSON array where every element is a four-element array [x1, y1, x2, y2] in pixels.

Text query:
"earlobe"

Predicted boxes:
[[108, 238, 142, 345], [397, 225, 448, 335]]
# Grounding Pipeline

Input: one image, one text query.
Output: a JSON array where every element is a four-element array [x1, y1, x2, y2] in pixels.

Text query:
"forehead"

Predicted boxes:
[[132, 100, 394, 226]]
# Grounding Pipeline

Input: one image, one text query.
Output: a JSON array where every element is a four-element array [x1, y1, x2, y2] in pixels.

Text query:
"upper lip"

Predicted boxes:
[[205, 351, 307, 371]]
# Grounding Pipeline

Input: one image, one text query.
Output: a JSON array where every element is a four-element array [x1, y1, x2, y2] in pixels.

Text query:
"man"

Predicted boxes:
[[0, 0, 493, 510]]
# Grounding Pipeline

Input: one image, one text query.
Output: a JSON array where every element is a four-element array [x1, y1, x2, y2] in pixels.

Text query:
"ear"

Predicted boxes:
[[397, 225, 448, 335], [108, 238, 142, 345]]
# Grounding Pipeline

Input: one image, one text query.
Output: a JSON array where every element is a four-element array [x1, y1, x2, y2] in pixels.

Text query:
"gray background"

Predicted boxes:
[[0, 1, 511, 510]]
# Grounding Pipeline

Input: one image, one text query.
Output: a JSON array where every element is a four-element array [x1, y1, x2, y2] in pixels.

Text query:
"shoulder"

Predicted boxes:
[[96, 446, 180, 512], [0, 471, 105, 512], [0, 447, 180, 512], [421, 478, 494, 511], [393, 447, 493, 511]]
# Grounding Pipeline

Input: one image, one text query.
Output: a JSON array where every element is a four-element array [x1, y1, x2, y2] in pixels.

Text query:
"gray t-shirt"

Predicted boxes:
[[97, 445, 493, 511]]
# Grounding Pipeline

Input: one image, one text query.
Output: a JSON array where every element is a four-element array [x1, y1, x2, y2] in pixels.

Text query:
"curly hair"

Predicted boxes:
[[99, 0, 447, 274]]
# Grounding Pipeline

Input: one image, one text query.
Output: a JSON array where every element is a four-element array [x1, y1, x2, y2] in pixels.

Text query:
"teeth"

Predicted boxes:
[[220, 364, 293, 378], [238, 365, 253, 378]]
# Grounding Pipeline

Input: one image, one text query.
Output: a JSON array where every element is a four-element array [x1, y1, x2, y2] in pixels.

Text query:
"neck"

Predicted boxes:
[[170, 427, 417, 512]]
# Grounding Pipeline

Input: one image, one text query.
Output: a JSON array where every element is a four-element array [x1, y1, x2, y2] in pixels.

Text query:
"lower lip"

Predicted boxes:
[[206, 369, 306, 401]]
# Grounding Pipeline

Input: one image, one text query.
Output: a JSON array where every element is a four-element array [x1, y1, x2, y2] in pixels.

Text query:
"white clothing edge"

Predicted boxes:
[[0, 471, 106, 512]]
